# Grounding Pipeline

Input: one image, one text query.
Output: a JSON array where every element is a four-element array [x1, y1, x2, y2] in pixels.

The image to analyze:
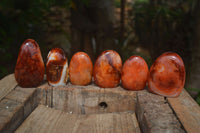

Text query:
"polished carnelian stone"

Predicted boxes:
[[15, 39, 45, 87], [93, 50, 122, 88], [121, 56, 148, 91], [69, 52, 93, 85], [148, 52, 185, 97], [46, 48, 68, 86]]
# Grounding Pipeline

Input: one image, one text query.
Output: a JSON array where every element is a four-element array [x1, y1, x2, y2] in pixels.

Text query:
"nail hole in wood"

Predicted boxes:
[[99, 102, 108, 109]]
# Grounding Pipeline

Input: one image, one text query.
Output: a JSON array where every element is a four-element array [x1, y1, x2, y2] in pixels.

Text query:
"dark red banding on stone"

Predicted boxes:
[[93, 50, 122, 88], [15, 39, 45, 87], [148, 52, 185, 97]]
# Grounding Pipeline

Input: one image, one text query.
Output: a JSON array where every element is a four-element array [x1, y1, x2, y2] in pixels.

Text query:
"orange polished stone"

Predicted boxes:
[[93, 50, 122, 88], [121, 56, 149, 91], [15, 39, 45, 87], [148, 52, 185, 97], [46, 48, 68, 86], [69, 52, 93, 85]]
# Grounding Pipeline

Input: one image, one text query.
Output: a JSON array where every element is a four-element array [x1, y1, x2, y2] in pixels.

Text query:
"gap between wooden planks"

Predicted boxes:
[[167, 89, 200, 133], [0, 74, 200, 133]]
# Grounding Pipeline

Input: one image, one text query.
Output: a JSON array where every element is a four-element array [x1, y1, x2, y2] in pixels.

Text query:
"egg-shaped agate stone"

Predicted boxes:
[[15, 39, 45, 87], [69, 52, 93, 85], [148, 52, 185, 97], [46, 48, 68, 86], [93, 50, 122, 88], [121, 56, 149, 91]]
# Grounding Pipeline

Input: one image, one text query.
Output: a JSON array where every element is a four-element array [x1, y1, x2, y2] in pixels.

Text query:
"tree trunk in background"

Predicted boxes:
[[70, 0, 116, 62], [120, 0, 126, 42], [187, 1, 200, 97]]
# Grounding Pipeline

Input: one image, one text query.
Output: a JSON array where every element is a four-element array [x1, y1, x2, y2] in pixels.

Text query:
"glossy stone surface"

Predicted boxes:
[[69, 52, 93, 85], [15, 39, 45, 87], [46, 48, 68, 86], [93, 50, 122, 88], [148, 52, 185, 97], [121, 56, 149, 91]]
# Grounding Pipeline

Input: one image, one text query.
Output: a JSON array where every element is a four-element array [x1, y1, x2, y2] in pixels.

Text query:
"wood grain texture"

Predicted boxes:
[[168, 89, 200, 133], [15, 105, 140, 133], [0, 74, 17, 101], [0, 86, 38, 133], [52, 83, 136, 114], [136, 89, 185, 133], [5, 86, 37, 118], [1, 74, 199, 133], [37, 82, 52, 107], [0, 99, 23, 133]]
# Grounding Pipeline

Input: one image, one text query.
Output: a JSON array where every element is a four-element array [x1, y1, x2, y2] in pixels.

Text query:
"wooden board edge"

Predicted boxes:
[[0, 74, 18, 101], [167, 89, 200, 133], [16, 105, 141, 133], [136, 90, 185, 133]]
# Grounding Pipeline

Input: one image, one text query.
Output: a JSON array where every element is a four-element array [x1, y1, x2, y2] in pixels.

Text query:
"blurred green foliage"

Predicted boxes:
[[131, 0, 195, 57], [0, 0, 92, 78], [185, 88, 200, 105], [114, 0, 121, 8], [0, 0, 200, 105], [130, 0, 200, 105], [0, 0, 69, 78], [196, 93, 200, 105]]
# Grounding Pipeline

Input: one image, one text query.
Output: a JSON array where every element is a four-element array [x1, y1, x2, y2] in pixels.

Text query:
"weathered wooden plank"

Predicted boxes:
[[0, 74, 18, 101], [52, 83, 136, 114], [0, 86, 38, 133], [5, 86, 37, 118], [136, 89, 185, 133], [15, 105, 140, 133], [167, 89, 200, 133], [37, 82, 52, 107], [0, 99, 23, 133]]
